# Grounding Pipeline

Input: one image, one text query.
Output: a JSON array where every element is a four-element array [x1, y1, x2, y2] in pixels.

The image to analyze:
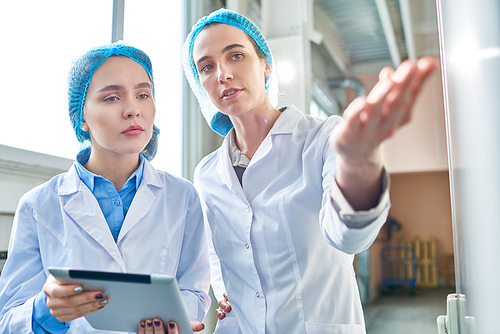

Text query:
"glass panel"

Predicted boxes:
[[437, 0, 500, 332], [0, 1, 112, 160], [124, 1, 183, 176]]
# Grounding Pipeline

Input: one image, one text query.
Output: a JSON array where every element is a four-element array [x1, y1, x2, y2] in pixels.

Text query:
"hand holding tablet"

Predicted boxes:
[[43, 274, 109, 323], [48, 267, 194, 333]]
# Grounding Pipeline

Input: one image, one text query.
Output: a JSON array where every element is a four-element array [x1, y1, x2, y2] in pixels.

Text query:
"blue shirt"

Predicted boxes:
[[74, 149, 145, 242], [32, 148, 144, 333]]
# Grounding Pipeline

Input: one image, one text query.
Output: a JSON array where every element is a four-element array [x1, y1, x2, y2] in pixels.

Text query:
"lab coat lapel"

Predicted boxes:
[[215, 107, 303, 203], [117, 161, 161, 243], [217, 134, 250, 206], [60, 166, 126, 270], [247, 105, 302, 168]]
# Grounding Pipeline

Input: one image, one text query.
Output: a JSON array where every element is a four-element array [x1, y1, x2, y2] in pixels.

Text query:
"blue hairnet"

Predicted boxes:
[[182, 8, 279, 137], [68, 42, 160, 161]]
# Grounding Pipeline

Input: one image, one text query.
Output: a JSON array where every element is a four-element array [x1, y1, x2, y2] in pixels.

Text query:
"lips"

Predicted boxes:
[[220, 88, 242, 100], [122, 125, 144, 136]]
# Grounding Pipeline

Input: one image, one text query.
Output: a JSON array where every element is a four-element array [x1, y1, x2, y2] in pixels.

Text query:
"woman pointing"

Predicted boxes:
[[183, 8, 435, 334]]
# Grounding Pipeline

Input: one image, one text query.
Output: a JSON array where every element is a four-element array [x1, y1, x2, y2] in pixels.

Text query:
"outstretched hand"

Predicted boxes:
[[330, 57, 437, 210], [331, 57, 437, 163]]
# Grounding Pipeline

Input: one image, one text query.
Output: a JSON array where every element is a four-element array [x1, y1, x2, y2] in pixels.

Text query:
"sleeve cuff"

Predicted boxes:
[[32, 292, 69, 334], [330, 168, 391, 228]]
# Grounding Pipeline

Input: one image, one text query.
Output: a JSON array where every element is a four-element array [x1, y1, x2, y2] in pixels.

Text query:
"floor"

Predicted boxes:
[[363, 288, 455, 334]]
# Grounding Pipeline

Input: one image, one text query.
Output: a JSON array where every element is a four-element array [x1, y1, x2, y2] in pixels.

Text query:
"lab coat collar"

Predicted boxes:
[[217, 136, 250, 206], [61, 168, 127, 269], [58, 161, 164, 271], [246, 104, 303, 166], [269, 104, 303, 135], [117, 161, 163, 243], [215, 104, 304, 204], [58, 163, 83, 196]]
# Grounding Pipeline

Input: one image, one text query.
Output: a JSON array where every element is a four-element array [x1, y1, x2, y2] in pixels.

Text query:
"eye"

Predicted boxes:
[[104, 96, 119, 102], [232, 53, 243, 60], [200, 64, 214, 73], [137, 93, 150, 99]]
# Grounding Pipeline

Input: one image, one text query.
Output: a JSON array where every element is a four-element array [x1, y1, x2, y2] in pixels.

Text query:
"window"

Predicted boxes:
[[0, 1, 183, 175], [123, 1, 183, 175]]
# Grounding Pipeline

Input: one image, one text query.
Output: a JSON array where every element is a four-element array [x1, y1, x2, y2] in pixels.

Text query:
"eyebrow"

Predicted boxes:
[[195, 43, 246, 68], [95, 82, 151, 94]]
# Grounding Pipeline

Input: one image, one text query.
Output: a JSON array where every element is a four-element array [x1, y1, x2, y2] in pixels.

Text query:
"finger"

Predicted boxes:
[[379, 66, 395, 81], [218, 300, 232, 312], [43, 275, 85, 299], [153, 318, 165, 334], [333, 97, 367, 147], [138, 321, 146, 334], [343, 96, 368, 126], [190, 321, 205, 332], [47, 291, 107, 309], [215, 308, 226, 320], [384, 59, 434, 128], [145, 320, 154, 334], [167, 322, 179, 334], [381, 61, 419, 121], [52, 302, 106, 323], [223, 292, 229, 302], [363, 79, 397, 135], [50, 300, 107, 323], [406, 57, 438, 105], [48, 293, 108, 322]]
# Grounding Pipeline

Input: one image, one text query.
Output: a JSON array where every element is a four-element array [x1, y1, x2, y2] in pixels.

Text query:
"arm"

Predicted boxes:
[[331, 57, 437, 210], [0, 198, 52, 333], [319, 57, 436, 254], [0, 196, 107, 333]]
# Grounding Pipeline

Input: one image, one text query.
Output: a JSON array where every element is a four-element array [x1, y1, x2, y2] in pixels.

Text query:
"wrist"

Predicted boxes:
[[335, 150, 385, 211], [336, 147, 383, 177]]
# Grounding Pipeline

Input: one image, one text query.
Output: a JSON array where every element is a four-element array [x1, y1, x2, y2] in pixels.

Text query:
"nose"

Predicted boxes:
[[124, 97, 141, 118], [217, 64, 233, 84]]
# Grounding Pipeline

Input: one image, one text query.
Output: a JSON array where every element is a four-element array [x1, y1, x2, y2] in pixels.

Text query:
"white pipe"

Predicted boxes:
[[375, 0, 401, 66], [399, 0, 417, 60]]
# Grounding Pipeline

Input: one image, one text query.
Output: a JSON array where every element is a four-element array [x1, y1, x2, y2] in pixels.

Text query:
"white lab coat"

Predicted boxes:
[[0, 160, 210, 334], [194, 105, 389, 334]]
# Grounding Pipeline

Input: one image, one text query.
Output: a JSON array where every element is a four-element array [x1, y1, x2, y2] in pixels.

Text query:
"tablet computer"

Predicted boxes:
[[48, 267, 194, 333]]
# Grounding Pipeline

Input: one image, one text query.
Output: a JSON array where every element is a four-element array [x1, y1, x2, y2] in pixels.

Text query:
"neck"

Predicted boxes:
[[230, 104, 281, 160], [84, 150, 141, 191]]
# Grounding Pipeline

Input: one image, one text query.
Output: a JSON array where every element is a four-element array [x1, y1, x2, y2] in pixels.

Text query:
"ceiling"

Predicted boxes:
[[313, 0, 440, 76], [205, 0, 440, 112]]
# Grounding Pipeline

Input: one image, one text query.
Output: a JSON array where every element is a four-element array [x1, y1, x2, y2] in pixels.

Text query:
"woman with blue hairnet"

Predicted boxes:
[[0, 43, 210, 334], [182, 8, 436, 334]]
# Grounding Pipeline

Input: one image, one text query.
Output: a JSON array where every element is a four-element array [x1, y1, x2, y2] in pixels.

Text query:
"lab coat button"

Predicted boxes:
[[246, 243, 250, 249], [256, 292, 260, 297]]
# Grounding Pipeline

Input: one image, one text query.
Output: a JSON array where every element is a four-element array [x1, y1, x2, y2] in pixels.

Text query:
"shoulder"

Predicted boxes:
[[298, 110, 343, 134], [279, 105, 342, 144], [17, 172, 67, 210], [194, 148, 220, 180], [159, 169, 196, 190], [144, 161, 198, 199]]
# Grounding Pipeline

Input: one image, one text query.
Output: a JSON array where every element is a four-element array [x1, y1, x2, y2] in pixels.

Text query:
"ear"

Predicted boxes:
[[264, 61, 272, 79], [81, 110, 89, 132], [81, 120, 89, 132]]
